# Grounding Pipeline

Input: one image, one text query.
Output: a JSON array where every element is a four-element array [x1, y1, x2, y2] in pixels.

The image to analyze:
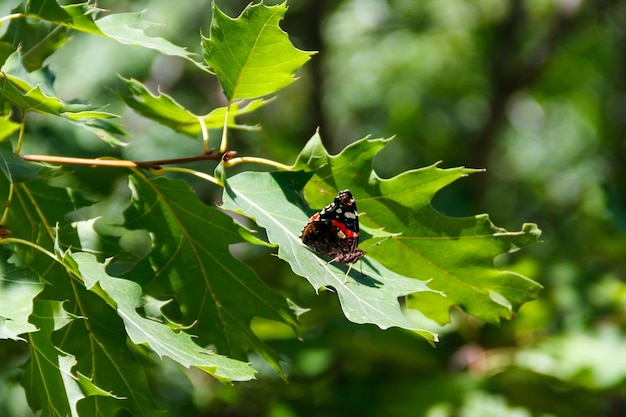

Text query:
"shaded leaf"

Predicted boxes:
[[0, 5, 69, 72], [1, 164, 181, 412], [0, 41, 15, 68], [21, 1, 204, 68], [122, 174, 300, 372], [25, 0, 103, 35], [293, 133, 543, 324], [0, 141, 42, 182], [71, 252, 256, 383], [202, 2, 313, 101], [119, 77, 267, 137], [22, 300, 115, 417], [0, 52, 126, 144], [96, 12, 206, 70], [0, 251, 42, 340], [221, 170, 438, 343]]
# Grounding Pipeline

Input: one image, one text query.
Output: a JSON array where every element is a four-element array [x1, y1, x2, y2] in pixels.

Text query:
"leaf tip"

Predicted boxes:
[[521, 222, 542, 239]]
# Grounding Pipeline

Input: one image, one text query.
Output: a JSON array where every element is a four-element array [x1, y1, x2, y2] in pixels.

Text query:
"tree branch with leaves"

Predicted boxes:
[[0, 1, 541, 415]]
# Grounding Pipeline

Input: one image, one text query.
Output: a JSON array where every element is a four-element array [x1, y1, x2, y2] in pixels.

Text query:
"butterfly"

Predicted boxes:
[[300, 189, 365, 265]]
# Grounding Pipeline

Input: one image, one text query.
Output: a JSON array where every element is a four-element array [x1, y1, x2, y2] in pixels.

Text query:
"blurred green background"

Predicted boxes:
[[2, 0, 626, 416]]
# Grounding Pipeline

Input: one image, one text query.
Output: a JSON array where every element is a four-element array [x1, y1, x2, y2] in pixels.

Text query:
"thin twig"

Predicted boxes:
[[19, 150, 222, 169]]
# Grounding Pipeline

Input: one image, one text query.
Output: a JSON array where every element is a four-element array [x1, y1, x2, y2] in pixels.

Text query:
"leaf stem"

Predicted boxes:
[[0, 13, 24, 25], [14, 113, 27, 155], [198, 116, 210, 154], [150, 166, 220, 185], [0, 183, 13, 225], [0, 236, 58, 263], [220, 105, 230, 154], [224, 156, 292, 171]]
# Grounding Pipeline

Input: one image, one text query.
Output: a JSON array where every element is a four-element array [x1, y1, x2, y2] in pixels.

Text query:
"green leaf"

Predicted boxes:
[[22, 300, 116, 417], [25, 0, 103, 35], [0, 251, 42, 341], [0, 113, 21, 141], [21, 1, 204, 69], [294, 133, 543, 325], [122, 174, 300, 372], [0, 176, 87, 275], [96, 13, 207, 70], [119, 77, 267, 137], [0, 53, 127, 145], [1, 7, 69, 72], [71, 252, 256, 383], [0, 167, 176, 412], [221, 170, 438, 344], [0, 71, 63, 115], [55, 285, 162, 416], [0, 141, 43, 183], [202, 2, 313, 101], [0, 41, 16, 69]]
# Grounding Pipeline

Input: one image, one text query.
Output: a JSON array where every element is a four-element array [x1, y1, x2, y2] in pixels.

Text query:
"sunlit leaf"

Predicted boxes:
[[222, 170, 438, 344], [0, 71, 63, 114], [202, 2, 313, 101], [293, 133, 543, 324], [0, 114, 21, 141]]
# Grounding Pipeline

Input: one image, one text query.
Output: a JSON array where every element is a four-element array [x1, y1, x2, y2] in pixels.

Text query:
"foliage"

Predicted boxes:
[[0, 0, 579, 416]]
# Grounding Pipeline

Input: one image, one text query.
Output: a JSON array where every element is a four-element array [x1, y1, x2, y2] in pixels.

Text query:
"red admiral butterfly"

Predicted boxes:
[[300, 189, 365, 264]]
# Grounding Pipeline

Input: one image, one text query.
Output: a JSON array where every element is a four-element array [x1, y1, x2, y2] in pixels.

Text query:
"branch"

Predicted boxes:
[[19, 150, 225, 169]]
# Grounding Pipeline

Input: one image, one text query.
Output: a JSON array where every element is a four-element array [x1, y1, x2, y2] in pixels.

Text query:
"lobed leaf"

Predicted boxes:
[[119, 77, 267, 137], [0, 8, 70, 72], [0, 255, 42, 341], [25, 0, 103, 35], [71, 252, 256, 383], [293, 133, 543, 325], [122, 174, 300, 372], [22, 300, 116, 417], [5, 1, 204, 71], [221, 170, 438, 344], [96, 12, 207, 70], [0, 52, 127, 145], [202, 2, 313, 101], [54, 283, 164, 416], [0, 141, 42, 182]]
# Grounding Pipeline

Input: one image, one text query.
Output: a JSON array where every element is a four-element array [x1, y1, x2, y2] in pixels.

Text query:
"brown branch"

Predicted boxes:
[[19, 149, 235, 170]]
